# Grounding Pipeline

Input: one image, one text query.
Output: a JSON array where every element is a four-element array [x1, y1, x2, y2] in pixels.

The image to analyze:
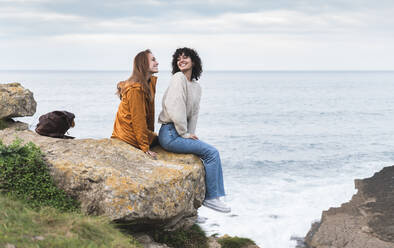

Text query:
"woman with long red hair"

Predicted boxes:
[[112, 49, 159, 158]]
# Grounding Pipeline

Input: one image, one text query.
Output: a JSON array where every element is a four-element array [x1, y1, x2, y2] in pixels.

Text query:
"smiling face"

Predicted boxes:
[[148, 52, 159, 74], [177, 53, 193, 73]]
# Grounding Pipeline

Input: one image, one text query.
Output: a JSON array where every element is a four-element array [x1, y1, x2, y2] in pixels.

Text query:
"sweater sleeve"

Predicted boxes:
[[187, 102, 200, 135], [128, 88, 152, 152], [163, 73, 190, 138]]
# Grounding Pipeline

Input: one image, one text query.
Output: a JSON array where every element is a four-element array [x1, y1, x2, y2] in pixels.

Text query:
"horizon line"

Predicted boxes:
[[1, 69, 394, 73]]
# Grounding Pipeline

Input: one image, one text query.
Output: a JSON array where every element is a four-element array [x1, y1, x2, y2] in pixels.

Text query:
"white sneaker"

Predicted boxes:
[[202, 198, 231, 213]]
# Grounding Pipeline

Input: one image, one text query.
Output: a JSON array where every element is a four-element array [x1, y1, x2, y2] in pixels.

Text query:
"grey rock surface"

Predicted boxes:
[[0, 83, 36, 119]]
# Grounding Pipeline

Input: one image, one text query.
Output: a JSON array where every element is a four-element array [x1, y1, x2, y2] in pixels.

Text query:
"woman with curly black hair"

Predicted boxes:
[[158, 47, 230, 213]]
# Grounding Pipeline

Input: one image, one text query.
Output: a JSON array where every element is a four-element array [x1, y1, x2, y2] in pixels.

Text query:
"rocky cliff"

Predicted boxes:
[[305, 166, 394, 248]]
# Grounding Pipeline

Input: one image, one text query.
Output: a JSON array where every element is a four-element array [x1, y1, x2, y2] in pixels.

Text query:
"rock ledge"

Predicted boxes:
[[0, 122, 206, 230], [305, 166, 394, 248]]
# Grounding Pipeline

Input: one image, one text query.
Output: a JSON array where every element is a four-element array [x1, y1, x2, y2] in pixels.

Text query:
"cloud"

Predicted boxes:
[[0, 0, 393, 70], [34, 0, 394, 18], [0, 6, 83, 21], [2, 4, 393, 38]]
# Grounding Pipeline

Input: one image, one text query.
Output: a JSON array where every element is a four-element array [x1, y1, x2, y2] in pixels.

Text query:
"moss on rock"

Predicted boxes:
[[149, 224, 208, 248], [0, 119, 8, 130], [218, 235, 256, 248]]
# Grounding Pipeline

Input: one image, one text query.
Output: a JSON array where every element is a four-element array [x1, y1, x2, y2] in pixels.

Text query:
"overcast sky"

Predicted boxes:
[[1, 0, 394, 70]]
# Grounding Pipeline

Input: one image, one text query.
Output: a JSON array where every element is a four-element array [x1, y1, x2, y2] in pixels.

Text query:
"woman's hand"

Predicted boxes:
[[189, 134, 199, 140], [146, 150, 158, 160]]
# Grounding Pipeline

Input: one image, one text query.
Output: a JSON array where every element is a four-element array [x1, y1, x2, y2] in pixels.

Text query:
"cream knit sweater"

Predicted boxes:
[[158, 72, 201, 138]]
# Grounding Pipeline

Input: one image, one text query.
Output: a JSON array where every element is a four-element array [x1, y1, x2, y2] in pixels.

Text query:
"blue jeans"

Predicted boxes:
[[159, 123, 225, 200]]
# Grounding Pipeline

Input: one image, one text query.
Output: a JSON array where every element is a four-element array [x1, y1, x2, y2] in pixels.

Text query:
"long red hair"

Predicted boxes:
[[117, 49, 152, 100]]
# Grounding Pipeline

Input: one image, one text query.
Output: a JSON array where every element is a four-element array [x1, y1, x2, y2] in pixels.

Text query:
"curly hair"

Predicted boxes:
[[171, 47, 202, 81]]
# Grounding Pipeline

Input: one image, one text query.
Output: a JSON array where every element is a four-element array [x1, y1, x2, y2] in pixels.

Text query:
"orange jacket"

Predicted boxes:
[[111, 76, 157, 152]]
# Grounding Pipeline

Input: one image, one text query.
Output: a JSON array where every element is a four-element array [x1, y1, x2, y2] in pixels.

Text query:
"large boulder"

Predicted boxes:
[[0, 123, 205, 230], [305, 166, 394, 248], [0, 83, 37, 119]]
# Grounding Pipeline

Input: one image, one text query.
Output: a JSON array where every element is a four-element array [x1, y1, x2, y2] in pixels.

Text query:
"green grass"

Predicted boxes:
[[218, 236, 256, 248], [0, 195, 142, 248], [0, 139, 79, 211], [0, 139, 141, 247]]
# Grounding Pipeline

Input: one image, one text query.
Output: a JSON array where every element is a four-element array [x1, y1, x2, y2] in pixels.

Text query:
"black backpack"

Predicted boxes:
[[35, 111, 75, 139]]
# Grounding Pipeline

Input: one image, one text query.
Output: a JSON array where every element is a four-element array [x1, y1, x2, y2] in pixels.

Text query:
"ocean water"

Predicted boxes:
[[2, 70, 394, 247]]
